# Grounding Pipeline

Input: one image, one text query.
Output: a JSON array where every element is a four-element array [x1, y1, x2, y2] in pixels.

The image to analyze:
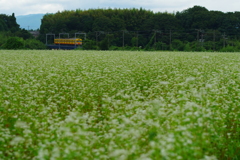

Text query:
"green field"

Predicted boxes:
[[0, 50, 239, 160]]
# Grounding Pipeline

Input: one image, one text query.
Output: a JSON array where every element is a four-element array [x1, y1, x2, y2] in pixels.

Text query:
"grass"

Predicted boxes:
[[0, 50, 239, 160]]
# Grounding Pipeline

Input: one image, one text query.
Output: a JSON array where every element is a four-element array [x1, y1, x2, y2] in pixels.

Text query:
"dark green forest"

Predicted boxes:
[[2, 6, 240, 51], [39, 6, 240, 51]]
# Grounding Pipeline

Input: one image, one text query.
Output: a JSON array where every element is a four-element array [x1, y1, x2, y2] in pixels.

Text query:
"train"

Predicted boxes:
[[54, 38, 83, 45]]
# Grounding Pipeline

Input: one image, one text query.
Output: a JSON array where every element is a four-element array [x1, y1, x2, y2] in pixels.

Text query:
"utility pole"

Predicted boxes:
[[95, 31, 102, 46], [107, 32, 109, 49], [160, 31, 163, 50], [213, 30, 216, 51], [153, 30, 157, 50], [75, 32, 86, 48], [136, 31, 138, 48], [59, 33, 69, 49], [153, 30, 161, 50], [46, 33, 55, 45], [169, 30, 172, 50], [222, 32, 226, 48], [123, 30, 124, 48], [195, 29, 204, 50], [200, 30, 204, 48], [154, 30, 156, 44], [95, 31, 105, 48], [196, 29, 200, 41], [96, 32, 98, 46]]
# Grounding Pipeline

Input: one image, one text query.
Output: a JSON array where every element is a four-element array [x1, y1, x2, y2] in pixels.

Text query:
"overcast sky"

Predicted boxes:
[[1, 0, 239, 16]]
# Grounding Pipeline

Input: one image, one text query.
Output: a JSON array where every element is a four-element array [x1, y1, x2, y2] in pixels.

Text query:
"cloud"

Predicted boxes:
[[0, 0, 65, 15], [0, 0, 240, 16]]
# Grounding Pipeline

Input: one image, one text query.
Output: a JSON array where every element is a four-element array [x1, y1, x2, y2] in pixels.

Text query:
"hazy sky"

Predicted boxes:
[[1, 0, 239, 16]]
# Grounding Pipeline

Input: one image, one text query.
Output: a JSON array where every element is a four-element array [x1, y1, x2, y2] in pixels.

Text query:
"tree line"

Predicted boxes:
[[1, 6, 240, 51], [38, 6, 240, 51], [0, 13, 46, 49]]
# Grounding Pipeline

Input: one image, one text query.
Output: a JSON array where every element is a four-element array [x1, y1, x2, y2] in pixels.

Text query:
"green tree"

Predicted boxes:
[[0, 19, 8, 31], [0, 13, 20, 32], [176, 6, 209, 29], [93, 16, 113, 31], [0, 32, 8, 48], [15, 29, 34, 40]]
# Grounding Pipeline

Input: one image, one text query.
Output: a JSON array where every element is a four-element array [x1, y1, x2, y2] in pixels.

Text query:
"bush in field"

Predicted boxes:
[[82, 39, 97, 50], [99, 38, 109, 50], [24, 39, 47, 49], [171, 39, 185, 51], [3, 37, 24, 49], [184, 42, 193, 51], [109, 45, 122, 50], [220, 45, 237, 52]]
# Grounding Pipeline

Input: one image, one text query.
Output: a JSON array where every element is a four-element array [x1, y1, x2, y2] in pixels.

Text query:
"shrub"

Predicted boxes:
[[24, 39, 47, 49], [3, 37, 24, 49], [220, 45, 237, 52], [82, 39, 97, 50]]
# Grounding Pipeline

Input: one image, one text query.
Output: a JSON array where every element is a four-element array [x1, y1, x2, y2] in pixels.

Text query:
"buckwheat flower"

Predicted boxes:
[[10, 136, 25, 145], [160, 81, 169, 85], [161, 148, 167, 157], [15, 120, 28, 129], [23, 128, 32, 135], [166, 134, 175, 143], [5, 100, 10, 105], [36, 148, 49, 160], [186, 77, 195, 82], [205, 84, 213, 88], [139, 155, 152, 160], [149, 141, 156, 147], [109, 149, 128, 158], [200, 155, 217, 160], [123, 118, 132, 125], [186, 139, 192, 144]]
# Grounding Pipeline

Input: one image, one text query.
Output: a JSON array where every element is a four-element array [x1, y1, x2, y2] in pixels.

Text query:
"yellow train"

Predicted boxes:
[[54, 38, 82, 45]]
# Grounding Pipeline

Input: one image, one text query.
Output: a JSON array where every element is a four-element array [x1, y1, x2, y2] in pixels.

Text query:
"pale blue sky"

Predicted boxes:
[[0, 0, 239, 16]]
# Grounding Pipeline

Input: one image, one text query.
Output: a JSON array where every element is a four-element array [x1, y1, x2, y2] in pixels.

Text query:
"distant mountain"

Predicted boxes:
[[16, 14, 45, 30]]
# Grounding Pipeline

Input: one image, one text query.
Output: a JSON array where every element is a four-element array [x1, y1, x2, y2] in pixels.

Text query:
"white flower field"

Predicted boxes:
[[0, 50, 239, 160]]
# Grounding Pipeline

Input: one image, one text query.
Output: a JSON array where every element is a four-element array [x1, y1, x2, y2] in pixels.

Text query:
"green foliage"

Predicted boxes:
[[0, 19, 8, 31], [0, 32, 8, 48], [183, 42, 193, 51], [109, 45, 121, 50], [93, 16, 113, 31], [82, 39, 97, 50], [99, 38, 109, 50], [0, 13, 44, 50], [3, 37, 24, 49], [24, 39, 47, 49], [171, 39, 185, 51], [15, 29, 34, 40], [145, 32, 155, 50], [0, 13, 20, 33], [220, 45, 237, 52]]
